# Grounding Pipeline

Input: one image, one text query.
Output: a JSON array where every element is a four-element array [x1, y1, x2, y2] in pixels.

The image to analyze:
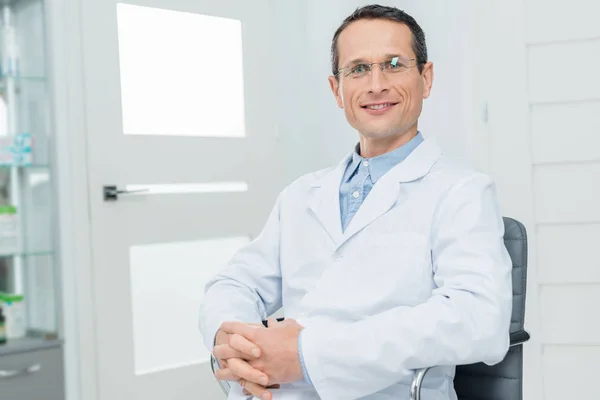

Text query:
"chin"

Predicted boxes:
[[360, 127, 401, 140]]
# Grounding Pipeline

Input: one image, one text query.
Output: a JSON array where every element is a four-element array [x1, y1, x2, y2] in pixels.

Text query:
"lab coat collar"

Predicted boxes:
[[308, 137, 442, 248], [306, 152, 351, 246]]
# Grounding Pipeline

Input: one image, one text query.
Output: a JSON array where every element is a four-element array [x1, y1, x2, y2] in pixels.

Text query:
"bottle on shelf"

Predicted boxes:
[[0, 292, 25, 339], [0, 205, 19, 255], [0, 305, 6, 345]]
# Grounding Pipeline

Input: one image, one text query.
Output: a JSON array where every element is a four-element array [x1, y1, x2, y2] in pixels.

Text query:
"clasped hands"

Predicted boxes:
[[213, 318, 305, 400]]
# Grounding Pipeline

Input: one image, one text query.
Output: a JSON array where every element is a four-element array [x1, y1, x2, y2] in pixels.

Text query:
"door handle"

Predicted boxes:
[[103, 185, 149, 201], [0, 364, 41, 379]]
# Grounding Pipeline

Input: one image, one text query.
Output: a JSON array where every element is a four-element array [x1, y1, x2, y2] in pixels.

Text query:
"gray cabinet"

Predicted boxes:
[[0, 345, 64, 400]]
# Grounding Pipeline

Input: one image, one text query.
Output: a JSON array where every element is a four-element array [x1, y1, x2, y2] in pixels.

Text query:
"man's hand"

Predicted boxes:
[[214, 325, 261, 368], [221, 319, 305, 385], [213, 323, 279, 399]]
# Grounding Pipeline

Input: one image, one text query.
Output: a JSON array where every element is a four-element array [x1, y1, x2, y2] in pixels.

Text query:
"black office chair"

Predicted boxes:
[[411, 217, 530, 399], [212, 217, 530, 399]]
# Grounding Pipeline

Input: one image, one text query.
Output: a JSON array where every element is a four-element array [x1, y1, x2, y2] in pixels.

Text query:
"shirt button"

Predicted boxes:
[[352, 191, 360, 198], [363, 161, 369, 167]]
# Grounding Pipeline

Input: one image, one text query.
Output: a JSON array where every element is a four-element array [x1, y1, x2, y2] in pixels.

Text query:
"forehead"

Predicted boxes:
[[337, 19, 415, 64]]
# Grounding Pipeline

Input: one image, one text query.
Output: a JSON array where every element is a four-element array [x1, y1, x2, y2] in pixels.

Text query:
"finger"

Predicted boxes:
[[239, 379, 273, 400], [266, 318, 279, 328], [214, 368, 238, 382], [229, 333, 261, 358], [281, 318, 300, 327], [220, 321, 259, 339], [227, 358, 269, 387], [214, 344, 256, 361]]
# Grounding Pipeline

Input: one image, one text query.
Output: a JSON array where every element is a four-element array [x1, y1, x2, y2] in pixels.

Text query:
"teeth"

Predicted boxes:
[[367, 103, 393, 110]]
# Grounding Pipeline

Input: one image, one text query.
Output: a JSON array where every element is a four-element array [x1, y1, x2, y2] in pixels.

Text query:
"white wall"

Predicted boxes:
[[411, 0, 600, 399], [524, 1, 600, 399]]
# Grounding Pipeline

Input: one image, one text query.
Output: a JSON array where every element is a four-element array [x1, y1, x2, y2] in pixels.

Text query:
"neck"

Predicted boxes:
[[359, 126, 418, 158]]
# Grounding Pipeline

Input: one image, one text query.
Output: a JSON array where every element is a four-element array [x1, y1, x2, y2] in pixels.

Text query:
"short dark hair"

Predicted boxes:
[[331, 4, 428, 77]]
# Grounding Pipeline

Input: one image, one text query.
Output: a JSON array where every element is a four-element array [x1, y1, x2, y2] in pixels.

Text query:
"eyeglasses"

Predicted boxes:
[[336, 57, 420, 79]]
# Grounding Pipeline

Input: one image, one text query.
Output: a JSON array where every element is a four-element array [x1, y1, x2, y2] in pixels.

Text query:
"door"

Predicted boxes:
[[79, 0, 282, 399]]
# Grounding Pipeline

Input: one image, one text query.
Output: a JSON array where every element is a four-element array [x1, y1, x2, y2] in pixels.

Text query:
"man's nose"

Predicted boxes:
[[368, 65, 390, 93]]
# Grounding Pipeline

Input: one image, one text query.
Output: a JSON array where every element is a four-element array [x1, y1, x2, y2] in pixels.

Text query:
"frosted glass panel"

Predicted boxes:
[[129, 236, 250, 375], [116, 4, 246, 137]]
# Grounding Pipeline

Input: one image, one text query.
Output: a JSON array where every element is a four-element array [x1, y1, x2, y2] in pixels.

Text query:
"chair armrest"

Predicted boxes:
[[510, 329, 530, 347], [410, 329, 531, 400], [410, 367, 431, 400], [211, 355, 232, 395]]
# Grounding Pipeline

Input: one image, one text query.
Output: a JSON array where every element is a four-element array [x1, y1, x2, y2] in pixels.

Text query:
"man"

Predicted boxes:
[[199, 4, 512, 400]]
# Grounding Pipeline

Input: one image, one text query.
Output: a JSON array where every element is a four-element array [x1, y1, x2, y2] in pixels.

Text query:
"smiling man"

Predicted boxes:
[[199, 5, 512, 400]]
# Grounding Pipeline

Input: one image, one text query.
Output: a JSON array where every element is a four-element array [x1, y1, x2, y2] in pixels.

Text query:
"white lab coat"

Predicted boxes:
[[199, 138, 513, 400]]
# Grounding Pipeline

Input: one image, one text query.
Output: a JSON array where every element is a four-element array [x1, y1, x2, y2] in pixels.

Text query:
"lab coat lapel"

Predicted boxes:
[[307, 153, 352, 247], [341, 138, 442, 243]]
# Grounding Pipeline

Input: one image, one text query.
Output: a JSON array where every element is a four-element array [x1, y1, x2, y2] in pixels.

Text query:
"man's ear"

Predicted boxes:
[[328, 75, 344, 109], [421, 62, 434, 99]]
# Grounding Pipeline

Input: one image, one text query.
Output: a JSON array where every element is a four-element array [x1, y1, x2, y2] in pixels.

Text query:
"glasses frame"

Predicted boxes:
[[335, 57, 422, 79]]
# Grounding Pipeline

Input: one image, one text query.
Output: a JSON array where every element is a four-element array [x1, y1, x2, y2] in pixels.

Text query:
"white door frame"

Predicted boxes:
[[46, 0, 99, 398]]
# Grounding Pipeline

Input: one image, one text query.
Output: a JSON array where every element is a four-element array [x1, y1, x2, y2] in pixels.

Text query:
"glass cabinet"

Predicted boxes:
[[0, 1, 63, 398], [0, 0, 60, 353]]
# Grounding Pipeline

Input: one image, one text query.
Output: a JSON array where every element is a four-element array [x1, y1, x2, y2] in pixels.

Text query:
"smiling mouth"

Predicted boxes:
[[361, 102, 399, 111]]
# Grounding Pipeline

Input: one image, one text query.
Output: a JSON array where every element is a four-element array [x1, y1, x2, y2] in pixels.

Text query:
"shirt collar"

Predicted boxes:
[[345, 131, 424, 183]]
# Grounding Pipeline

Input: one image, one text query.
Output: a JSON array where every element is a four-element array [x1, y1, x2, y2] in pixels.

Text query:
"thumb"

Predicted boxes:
[[281, 318, 303, 329]]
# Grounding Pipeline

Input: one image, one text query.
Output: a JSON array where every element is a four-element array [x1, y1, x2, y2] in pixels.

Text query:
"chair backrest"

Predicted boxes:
[[453, 217, 528, 400]]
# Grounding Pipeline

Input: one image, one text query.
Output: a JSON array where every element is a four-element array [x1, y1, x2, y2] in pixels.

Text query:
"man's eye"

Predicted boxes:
[[388, 61, 405, 70], [351, 64, 369, 74]]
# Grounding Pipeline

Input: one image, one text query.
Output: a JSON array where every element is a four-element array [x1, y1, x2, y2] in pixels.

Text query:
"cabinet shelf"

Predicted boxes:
[[0, 251, 53, 258], [0, 164, 50, 169], [0, 75, 46, 92], [0, 336, 62, 357], [0, 75, 46, 82]]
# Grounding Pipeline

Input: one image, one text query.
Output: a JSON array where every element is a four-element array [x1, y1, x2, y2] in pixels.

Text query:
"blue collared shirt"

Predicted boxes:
[[297, 132, 424, 385]]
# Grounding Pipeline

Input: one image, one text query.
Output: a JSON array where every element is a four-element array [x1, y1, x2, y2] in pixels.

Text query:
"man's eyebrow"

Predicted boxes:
[[343, 58, 368, 67]]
